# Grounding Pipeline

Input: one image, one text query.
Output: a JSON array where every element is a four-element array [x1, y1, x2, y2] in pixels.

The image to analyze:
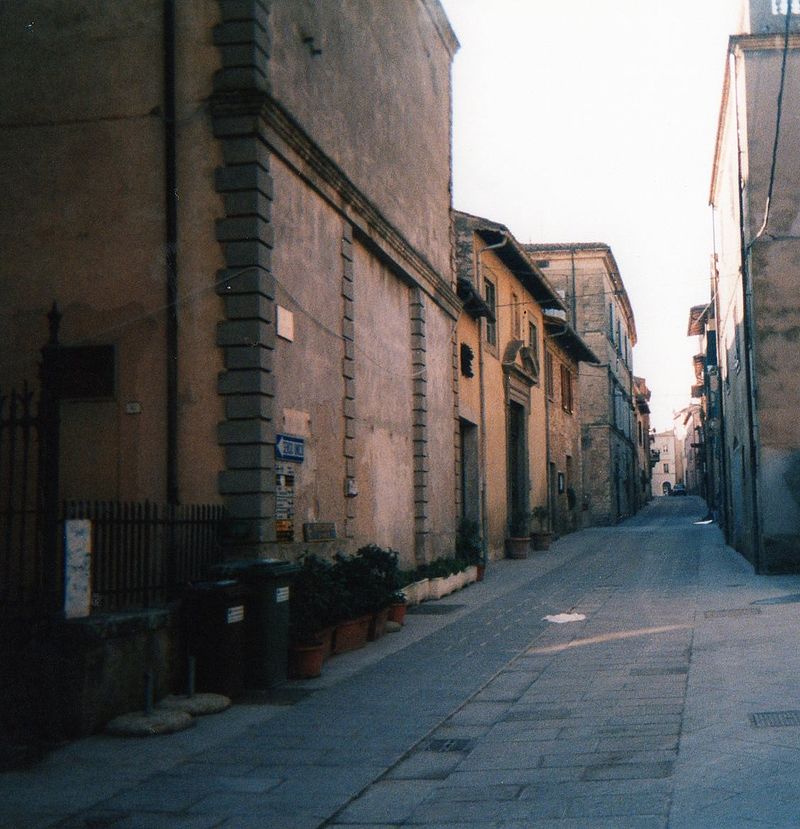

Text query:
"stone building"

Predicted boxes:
[[651, 429, 681, 497], [687, 302, 724, 517], [524, 244, 640, 525], [677, 404, 705, 497], [0, 0, 460, 570], [709, 0, 800, 571], [453, 213, 595, 559], [633, 376, 654, 508]]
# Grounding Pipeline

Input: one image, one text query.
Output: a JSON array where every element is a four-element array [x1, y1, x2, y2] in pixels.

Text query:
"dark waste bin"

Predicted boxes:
[[209, 559, 299, 689], [183, 579, 248, 699]]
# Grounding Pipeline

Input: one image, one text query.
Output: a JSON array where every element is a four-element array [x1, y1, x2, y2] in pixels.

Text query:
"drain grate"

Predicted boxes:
[[750, 710, 800, 728], [704, 607, 762, 619], [407, 604, 466, 615], [426, 738, 475, 753]]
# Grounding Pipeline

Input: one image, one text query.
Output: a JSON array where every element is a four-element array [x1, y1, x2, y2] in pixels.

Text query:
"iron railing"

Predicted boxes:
[[64, 501, 227, 612]]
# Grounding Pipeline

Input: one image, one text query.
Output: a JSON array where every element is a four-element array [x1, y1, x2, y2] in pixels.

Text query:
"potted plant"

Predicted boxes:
[[456, 518, 485, 581], [355, 544, 399, 640], [505, 507, 530, 559], [288, 555, 334, 678], [530, 505, 553, 551], [387, 590, 407, 625]]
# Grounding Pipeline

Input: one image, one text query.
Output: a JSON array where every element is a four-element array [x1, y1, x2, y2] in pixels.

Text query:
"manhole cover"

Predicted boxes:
[[751, 594, 800, 606], [704, 607, 762, 619], [408, 604, 466, 615], [750, 711, 800, 728], [426, 738, 475, 752]]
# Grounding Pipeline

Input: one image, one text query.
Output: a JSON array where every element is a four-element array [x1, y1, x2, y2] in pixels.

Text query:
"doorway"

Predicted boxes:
[[459, 419, 479, 524], [507, 401, 528, 531]]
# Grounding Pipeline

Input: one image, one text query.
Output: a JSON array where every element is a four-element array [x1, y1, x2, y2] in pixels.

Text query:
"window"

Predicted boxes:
[[511, 292, 521, 339], [664, 463, 670, 473], [560, 363, 573, 413], [484, 278, 496, 346], [51, 345, 116, 399], [459, 342, 474, 378], [544, 350, 554, 399], [528, 321, 539, 374], [609, 302, 615, 339]]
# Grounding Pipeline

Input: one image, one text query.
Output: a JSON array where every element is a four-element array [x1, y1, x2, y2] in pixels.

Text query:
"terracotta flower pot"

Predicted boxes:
[[316, 626, 335, 661], [333, 616, 370, 654], [387, 601, 407, 625], [368, 607, 390, 641], [289, 642, 325, 679]]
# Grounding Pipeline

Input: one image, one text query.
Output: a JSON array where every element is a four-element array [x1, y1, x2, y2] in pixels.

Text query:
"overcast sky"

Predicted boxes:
[[439, 0, 741, 431]]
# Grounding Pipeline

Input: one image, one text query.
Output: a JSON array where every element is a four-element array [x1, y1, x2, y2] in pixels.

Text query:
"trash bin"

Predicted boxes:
[[209, 559, 300, 689], [183, 580, 248, 699]]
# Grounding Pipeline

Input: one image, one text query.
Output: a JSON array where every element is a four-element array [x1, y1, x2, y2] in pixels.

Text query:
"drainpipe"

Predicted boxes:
[[163, 0, 179, 506], [476, 233, 508, 563]]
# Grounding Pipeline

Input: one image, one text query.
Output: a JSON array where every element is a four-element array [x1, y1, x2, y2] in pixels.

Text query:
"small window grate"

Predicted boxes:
[[750, 711, 800, 728]]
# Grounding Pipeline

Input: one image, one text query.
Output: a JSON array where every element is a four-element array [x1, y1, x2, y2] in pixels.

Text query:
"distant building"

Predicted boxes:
[[633, 377, 654, 507], [651, 430, 681, 497], [709, 0, 800, 571], [524, 244, 641, 525], [453, 213, 596, 558], [676, 404, 704, 497], [687, 303, 723, 514]]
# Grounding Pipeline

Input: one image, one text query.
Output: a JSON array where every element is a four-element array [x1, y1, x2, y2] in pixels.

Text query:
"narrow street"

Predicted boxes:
[[5, 496, 800, 829]]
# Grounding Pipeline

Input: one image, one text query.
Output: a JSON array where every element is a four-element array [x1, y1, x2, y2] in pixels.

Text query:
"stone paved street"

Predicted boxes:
[[5, 496, 800, 828]]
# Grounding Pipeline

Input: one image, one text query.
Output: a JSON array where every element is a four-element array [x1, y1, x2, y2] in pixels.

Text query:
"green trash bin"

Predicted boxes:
[[183, 579, 248, 699], [210, 559, 299, 688]]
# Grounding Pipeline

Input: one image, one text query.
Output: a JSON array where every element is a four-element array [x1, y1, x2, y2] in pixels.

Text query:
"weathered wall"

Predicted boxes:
[[0, 1, 226, 504], [425, 298, 460, 559], [712, 41, 800, 570], [268, 156, 348, 551], [546, 347, 583, 535], [533, 248, 638, 524], [352, 243, 416, 564], [267, 0, 456, 281]]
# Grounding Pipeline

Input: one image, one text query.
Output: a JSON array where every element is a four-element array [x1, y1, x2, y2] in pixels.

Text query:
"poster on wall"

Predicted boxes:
[[275, 461, 295, 542]]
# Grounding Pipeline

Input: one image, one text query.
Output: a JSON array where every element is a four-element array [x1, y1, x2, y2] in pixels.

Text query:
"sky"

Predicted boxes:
[[439, 0, 742, 431]]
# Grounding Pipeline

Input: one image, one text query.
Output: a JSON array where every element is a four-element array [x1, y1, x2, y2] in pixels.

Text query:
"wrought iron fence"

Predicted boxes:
[[64, 501, 227, 611], [0, 383, 58, 625]]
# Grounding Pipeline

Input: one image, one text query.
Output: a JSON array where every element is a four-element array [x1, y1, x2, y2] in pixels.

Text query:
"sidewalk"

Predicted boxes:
[[4, 496, 800, 828]]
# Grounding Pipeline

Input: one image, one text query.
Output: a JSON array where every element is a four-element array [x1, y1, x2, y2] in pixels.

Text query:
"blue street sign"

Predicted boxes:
[[275, 434, 305, 462]]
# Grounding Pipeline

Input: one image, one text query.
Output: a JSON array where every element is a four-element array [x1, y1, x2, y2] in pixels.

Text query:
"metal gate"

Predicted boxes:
[[0, 307, 63, 640]]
